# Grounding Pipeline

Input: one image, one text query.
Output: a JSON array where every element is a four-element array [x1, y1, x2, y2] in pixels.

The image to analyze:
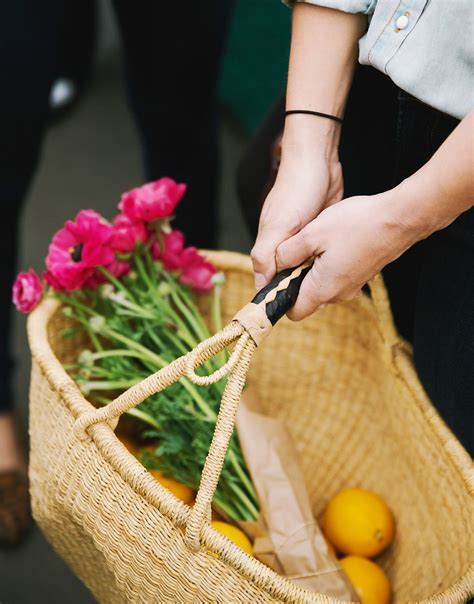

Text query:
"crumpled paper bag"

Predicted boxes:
[[236, 388, 356, 600]]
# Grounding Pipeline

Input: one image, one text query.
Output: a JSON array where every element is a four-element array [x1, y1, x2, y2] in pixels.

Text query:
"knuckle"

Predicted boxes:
[[287, 311, 302, 322], [275, 244, 289, 268], [250, 245, 263, 263], [300, 228, 314, 247]]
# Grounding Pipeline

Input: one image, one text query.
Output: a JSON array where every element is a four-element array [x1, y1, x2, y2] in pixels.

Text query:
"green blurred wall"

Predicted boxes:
[[218, 0, 291, 135]]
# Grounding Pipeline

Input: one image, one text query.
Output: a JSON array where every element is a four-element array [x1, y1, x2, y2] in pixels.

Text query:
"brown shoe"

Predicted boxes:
[[0, 471, 33, 547]]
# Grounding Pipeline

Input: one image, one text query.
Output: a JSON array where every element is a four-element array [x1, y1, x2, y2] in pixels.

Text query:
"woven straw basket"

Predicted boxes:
[[28, 251, 473, 603]]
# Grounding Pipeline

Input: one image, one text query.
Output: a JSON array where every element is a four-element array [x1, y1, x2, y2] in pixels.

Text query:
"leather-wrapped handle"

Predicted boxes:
[[251, 262, 312, 325], [233, 260, 313, 345]]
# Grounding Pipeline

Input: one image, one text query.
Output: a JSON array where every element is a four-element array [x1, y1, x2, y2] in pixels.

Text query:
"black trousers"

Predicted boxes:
[[0, 0, 233, 413], [238, 66, 474, 455]]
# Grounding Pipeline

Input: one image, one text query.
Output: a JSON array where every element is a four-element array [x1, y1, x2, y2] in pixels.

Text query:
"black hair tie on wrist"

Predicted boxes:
[[284, 109, 343, 124]]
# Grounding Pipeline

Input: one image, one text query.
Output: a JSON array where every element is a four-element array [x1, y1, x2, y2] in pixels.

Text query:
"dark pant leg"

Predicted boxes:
[[392, 98, 474, 454], [112, 0, 234, 249], [0, 0, 66, 412], [377, 94, 473, 453], [413, 211, 474, 454]]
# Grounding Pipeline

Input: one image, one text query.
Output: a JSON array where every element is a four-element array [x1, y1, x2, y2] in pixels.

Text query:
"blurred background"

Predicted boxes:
[[1, 0, 290, 601]]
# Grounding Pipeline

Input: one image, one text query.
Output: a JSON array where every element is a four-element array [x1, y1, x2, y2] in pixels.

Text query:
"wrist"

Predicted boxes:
[[281, 113, 340, 163], [391, 176, 449, 239], [380, 180, 438, 251]]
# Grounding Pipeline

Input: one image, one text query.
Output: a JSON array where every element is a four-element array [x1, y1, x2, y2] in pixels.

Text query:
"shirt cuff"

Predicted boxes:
[[283, 0, 378, 15]]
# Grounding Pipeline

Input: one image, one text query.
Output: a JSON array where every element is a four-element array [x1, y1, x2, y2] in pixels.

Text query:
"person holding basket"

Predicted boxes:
[[250, 1, 473, 454]]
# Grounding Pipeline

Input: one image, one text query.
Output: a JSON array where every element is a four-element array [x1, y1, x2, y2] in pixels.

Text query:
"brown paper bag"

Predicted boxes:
[[236, 388, 356, 599]]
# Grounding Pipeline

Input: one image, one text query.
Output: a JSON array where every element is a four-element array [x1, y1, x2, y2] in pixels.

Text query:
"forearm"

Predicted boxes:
[[392, 110, 474, 242], [283, 3, 366, 155]]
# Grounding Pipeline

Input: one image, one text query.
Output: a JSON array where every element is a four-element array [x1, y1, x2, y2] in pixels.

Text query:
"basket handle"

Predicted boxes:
[[73, 262, 399, 554], [232, 260, 400, 349], [366, 273, 401, 350], [73, 321, 247, 438], [185, 268, 401, 551]]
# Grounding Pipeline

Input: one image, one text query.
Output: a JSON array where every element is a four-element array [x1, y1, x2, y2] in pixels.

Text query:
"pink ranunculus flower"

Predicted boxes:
[[151, 229, 186, 269], [43, 270, 66, 291], [119, 177, 187, 223], [46, 210, 115, 291], [179, 248, 217, 292], [111, 214, 148, 253], [86, 259, 130, 289], [12, 269, 44, 313]]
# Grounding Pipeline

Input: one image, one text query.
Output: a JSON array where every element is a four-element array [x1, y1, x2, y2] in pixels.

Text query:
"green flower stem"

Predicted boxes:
[[99, 337, 253, 504], [90, 349, 147, 361], [138, 253, 192, 349], [134, 254, 155, 291], [153, 297, 198, 350], [211, 284, 227, 368], [227, 449, 258, 504], [66, 294, 101, 317], [75, 307, 104, 352], [94, 384, 255, 518], [211, 496, 240, 520], [108, 295, 156, 320], [156, 275, 224, 377], [174, 280, 212, 341], [144, 325, 169, 355], [127, 408, 162, 430], [94, 395, 162, 431], [82, 378, 141, 391], [67, 302, 253, 510], [227, 487, 257, 520], [101, 326, 216, 422], [157, 326, 189, 357], [81, 366, 113, 379], [55, 295, 104, 351], [229, 481, 259, 520], [161, 271, 209, 342], [98, 266, 135, 300]]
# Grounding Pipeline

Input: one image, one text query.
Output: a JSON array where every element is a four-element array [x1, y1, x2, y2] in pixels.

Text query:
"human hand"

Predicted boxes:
[[273, 191, 420, 320], [251, 117, 343, 289]]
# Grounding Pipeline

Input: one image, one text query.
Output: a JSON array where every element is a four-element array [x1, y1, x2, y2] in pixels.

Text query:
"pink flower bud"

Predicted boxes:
[[119, 177, 186, 223], [12, 269, 44, 313]]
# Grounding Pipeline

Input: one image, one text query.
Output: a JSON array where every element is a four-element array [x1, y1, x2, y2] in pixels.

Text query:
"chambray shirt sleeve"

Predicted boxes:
[[283, 0, 378, 15]]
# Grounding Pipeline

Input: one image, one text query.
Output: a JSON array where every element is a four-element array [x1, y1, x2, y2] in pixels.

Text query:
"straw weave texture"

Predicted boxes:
[[28, 251, 473, 603]]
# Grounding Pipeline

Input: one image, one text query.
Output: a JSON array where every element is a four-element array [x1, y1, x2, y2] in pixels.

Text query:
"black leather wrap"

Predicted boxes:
[[251, 265, 311, 325]]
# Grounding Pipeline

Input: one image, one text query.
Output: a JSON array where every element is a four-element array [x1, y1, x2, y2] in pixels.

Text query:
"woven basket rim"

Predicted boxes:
[[27, 250, 474, 603]]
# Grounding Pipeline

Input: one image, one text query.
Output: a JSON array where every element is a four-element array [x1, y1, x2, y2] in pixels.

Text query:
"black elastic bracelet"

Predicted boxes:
[[285, 109, 343, 124]]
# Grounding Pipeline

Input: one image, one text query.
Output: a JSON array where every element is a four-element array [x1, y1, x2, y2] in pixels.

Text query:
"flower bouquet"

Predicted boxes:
[[14, 177, 258, 522]]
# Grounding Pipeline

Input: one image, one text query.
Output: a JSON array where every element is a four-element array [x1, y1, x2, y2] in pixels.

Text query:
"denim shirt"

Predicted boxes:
[[287, 0, 474, 119]]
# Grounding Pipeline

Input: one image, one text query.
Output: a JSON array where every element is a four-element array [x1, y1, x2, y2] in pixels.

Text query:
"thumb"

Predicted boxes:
[[286, 256, 329, 321], [275, 220, 324, 272], [251, 219, 294, 288]]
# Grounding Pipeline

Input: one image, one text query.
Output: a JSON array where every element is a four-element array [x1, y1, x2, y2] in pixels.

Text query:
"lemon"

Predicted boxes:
[[323, 488, 395, 557], [211, 521, 253, 555], [340, 556, 391, 604], [149, 470, 195, 505]]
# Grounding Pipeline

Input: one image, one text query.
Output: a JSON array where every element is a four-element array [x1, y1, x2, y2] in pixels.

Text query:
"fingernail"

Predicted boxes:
[[255, 273, 267, 289], [318, 304, 328, 310]]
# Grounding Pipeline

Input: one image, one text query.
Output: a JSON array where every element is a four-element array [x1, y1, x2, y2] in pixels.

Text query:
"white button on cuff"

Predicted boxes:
[[396, 14, 409, 30]]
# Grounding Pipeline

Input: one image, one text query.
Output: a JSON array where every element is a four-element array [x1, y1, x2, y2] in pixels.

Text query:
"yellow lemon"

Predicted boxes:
[[211, 521, 253, 556], [340, 556, 391, 604], [149, 470, 195, 505], [323, 488, 395, 557]]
